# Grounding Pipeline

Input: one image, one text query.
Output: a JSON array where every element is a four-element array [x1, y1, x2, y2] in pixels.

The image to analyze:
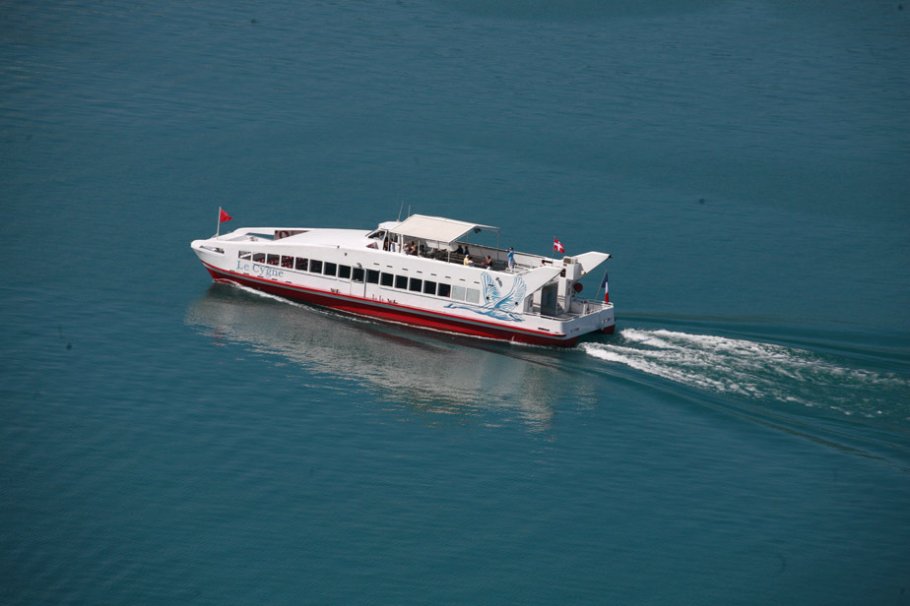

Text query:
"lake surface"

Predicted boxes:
[[2, 1, 909, 604]]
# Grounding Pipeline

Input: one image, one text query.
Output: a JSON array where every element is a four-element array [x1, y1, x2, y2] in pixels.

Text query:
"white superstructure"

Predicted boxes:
[[191, 214, 614, 346]]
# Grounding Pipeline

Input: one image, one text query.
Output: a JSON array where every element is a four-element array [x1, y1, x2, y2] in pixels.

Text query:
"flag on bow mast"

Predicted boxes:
[[216, 207, 233, 236], [553, 238, 565, 254]]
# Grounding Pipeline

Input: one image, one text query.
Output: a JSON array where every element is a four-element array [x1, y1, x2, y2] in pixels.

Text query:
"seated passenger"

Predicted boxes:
[[463, 255, 474, 266], [483, 255, 493, 268]]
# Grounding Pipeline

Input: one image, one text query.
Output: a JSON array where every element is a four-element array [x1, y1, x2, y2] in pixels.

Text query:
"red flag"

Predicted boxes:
[[219, 208, 233, 223], [553, 238, 565, 254]]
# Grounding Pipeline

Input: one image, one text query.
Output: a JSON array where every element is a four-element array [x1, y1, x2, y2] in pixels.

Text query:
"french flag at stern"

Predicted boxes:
[[601, 271, 610, 303], [553, 238, 565, 254]]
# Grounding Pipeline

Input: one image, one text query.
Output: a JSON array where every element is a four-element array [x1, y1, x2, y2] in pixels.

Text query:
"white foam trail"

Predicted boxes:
[[582, 329, 910, 418]]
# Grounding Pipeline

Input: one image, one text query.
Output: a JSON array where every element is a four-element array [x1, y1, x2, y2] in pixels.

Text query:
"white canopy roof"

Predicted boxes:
[[388, 214, 499, 244]]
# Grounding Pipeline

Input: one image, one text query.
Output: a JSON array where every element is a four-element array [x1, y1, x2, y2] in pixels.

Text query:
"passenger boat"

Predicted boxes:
[[190, 214, 615, 347]]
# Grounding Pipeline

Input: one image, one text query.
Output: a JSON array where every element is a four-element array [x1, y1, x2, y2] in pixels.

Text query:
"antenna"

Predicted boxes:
[[397, 201, 404, 221]]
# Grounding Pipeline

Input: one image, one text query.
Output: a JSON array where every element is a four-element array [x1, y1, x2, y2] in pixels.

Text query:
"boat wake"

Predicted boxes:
[[581, 329, 910, 421]]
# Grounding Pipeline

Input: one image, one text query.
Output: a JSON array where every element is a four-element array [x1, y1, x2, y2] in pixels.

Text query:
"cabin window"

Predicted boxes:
[[367, 270, 380, 284], [423, 280, 437, 295], [267, 254, 280, 266], [253, 253, 266, 262], [295, 258, 308, 271], [380, 272, 394, 287], [309, 260, 323, 274], [239, 251, 252, 260], [409, 278, 422, 292], [281, 255, 294, 268], [451, 285, 466, 301], [395, 275, 408, 290], [323, 262, 337, 277], [338, 265, 351, 280], [437, 283, 451, 298], [352, 268, 365, 282], [466, 288, 480, 304]]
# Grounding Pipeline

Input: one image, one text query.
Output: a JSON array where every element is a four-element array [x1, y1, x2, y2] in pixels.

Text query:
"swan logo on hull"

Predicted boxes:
[[445, 273, 527, 322]]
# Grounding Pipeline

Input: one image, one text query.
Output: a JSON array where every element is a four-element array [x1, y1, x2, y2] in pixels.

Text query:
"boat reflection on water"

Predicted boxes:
[[185, 284, 599, 429]]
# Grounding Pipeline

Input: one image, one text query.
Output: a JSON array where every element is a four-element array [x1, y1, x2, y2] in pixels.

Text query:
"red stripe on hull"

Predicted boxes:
[[203, 265, 580, 347]]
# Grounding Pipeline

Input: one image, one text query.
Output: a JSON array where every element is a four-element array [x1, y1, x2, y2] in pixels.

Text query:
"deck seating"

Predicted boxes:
[[406, 246, 511, 271]]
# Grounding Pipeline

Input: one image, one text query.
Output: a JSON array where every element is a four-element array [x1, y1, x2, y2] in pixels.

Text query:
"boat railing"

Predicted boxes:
[[526, 298, 612, 320], [569, 298, 612, 316], [397, 240, 542, 273]]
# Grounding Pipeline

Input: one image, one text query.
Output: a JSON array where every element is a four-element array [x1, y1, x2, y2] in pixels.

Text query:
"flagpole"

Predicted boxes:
[[216, 206, 222, 237], [597, 270, 609, 303]]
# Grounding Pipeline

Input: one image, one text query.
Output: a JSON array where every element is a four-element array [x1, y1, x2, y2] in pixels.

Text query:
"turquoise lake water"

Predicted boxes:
[[2, 1, 909, 604]]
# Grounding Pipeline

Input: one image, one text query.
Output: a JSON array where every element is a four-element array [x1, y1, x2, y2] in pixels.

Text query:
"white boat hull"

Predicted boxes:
[[191, 220, 615, 347]]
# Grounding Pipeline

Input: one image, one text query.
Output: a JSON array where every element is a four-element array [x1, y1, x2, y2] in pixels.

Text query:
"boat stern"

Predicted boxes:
[[558, 298, 615, 341]]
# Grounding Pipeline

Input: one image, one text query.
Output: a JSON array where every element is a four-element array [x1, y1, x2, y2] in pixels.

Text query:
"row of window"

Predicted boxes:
[[239, 251, 481, 304]]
